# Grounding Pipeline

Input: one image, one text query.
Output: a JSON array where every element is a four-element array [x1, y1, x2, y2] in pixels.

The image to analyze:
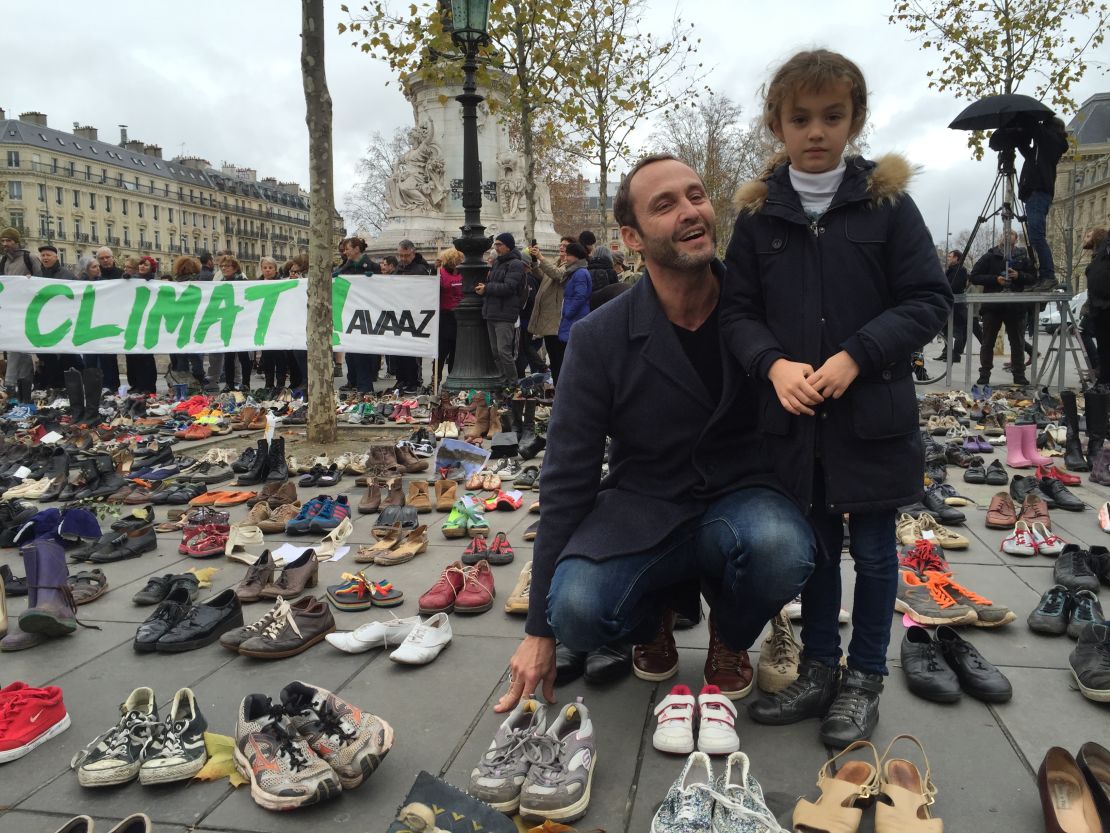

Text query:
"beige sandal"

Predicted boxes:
[[356, 525, 402, 563], [793, 740, 880, 833], [874, 735, 942, 833], [375, 525, 428, 566]]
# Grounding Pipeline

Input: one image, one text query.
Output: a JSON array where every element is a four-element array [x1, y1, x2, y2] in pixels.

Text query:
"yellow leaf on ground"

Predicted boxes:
[[185, 566, 219, 588], [193, 731, 243, 787]]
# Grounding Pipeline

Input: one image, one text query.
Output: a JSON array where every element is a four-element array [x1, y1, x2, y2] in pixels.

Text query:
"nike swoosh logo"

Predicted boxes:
[[28, 710, 43, 723]]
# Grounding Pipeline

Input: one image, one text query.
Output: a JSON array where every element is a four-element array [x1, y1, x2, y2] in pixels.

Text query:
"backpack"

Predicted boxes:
[[0, 251, 34, 275], [586, 256, 616, 292], [519, 270, 538, 311]]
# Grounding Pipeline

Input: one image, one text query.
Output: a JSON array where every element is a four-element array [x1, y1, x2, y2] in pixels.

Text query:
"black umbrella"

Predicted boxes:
[[949, 93, 1054, 131]]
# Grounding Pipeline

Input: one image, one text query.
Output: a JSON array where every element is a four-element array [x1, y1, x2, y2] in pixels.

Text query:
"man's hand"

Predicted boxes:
[[475, 282, 486, 295], [768, 358, 823, 416], [495, 635, 557, 713], [808, 350, 860, 399]]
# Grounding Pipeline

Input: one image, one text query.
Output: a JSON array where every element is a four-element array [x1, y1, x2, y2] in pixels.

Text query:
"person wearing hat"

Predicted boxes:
[[37, 245, 74, 279], [0, 227, 43, 398], [476, 232, 525, 389]]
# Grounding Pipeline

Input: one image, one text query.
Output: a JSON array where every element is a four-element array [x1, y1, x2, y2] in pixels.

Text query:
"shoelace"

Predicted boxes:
[[152, 718, 191, 759], [27, 584, 100, 630], [461, 566, 492, 598], [825, 687, 873, 725], [707, 632, 744, 673], [705, 784, 787, 832], [77, 709, 157, 765], [900, 540, 950, 575], [764, 623, 799, 666], [522, 734, 566, 783], [259, 598, 301, 641], [259, 707, 311, 772], [432, 565, 467, 597], [921, 575, 961, 609], [0, 695, 32, 733], [950, 642, 990, 671], [935, 575, 994, 607], [481, 728, 533, 773], [1038, 588, 1069, 616]]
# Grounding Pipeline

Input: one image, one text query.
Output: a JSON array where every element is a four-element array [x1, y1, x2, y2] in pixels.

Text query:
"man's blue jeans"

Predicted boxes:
[[1025, 191, 1055, 284], [547, 487, 815, 653]]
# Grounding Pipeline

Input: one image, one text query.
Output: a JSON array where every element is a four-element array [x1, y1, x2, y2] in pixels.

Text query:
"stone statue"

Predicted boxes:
[[385, 121, 447, 213], [497, 151, 527, 217]]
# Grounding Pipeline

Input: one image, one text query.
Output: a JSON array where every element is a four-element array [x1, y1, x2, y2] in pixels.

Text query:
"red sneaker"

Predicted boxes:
[[461, 536, 488, 566], [418, 561, 467, 615], [455, 560, 496, 614], [0, 684, 70, 763], [898, 539, 951, 576], [1037, 464, 1081, 487]]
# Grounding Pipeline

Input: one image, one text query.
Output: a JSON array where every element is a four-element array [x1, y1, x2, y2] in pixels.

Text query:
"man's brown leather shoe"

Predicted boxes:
[[985, 492, 1018, 529], [633, 610, 678, 681], [704, 614, 753, 700]]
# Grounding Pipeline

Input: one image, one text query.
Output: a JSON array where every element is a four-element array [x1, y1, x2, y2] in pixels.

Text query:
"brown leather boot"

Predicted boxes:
[[358, 481, 382, 515], [434, 479, 457, 511], [633, 609, 678, 681], [395, 443, 429, 474], [381, 478, 405, 508], [704, 612, 754, 700], [369, 444, 404, 478], [466, 403, 490, 440]]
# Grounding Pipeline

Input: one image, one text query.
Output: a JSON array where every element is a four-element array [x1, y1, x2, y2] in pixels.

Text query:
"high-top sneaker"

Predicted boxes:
[[72, 687, 159, 786], [139, 687, 208, 784], [819, 668, 883, 747], [281, 681, 393, 789], [748, 658, 840, 725]]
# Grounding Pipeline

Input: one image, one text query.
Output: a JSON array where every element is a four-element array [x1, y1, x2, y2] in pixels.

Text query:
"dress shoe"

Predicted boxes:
[[133, 586, 193, 652], [819, 668, 883, 747], [920, 489, 967, 525], [748, 658, 839, 725], [1010, 474, 1052, 505], [1039, 477, 1086, 512], [155, 588, 244, 653], [935, 625, 1012, 702], [1077, 741, 1110, 825], [985, 492, 1018, 529], [900, 626, 961, 703], [1038, 746, 1104, 833], [583, 643, 632, 684], [555, 642, 588, 686]]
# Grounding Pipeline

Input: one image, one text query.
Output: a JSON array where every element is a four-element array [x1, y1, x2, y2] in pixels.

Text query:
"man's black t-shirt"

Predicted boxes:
[[673, 304, 723, 403]]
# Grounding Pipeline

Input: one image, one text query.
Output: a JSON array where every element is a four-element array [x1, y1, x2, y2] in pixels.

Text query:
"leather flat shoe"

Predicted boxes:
[[984, 459, 1009, 485], [900, 626, 961, 703], [555, 642, 587, 687], [1038, 746, 1104, 833], [155, 588, 244, 653], [1077, 741, 1110, 825], [1039, 477, 1086, 512], [583, 643, 632, 685], [935, 625, 1012, 702]]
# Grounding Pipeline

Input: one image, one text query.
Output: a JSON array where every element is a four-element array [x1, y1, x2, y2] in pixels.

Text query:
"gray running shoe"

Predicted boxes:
[[234, 693, 340, 811], [280, 681, 393, 789], [469, 696, 547, 813], [139, 687, 208, 784], [893, 570, 977, 626], [711, 751, 785, 833], [650, 750, 715, 833], [518, 697, 597, 823], [72, 687, 159, 787]]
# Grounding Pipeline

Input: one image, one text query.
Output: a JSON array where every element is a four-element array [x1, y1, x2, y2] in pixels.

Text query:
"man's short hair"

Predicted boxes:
[[949, 249, 963, 258], [383, 255, 399, 267], [578, 230, 597, 248], [398, 239, 415, 251], [613, 153, 680, 231], [95, 246, 113, 258], [197, 250, 213, 266]]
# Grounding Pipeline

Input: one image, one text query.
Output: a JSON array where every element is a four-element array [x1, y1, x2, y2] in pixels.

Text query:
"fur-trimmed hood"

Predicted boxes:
[[733, 153, 915, 215]]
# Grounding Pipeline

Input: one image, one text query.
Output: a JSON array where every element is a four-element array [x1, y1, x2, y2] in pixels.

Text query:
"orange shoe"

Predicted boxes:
[[928, 573, 1016, 628]]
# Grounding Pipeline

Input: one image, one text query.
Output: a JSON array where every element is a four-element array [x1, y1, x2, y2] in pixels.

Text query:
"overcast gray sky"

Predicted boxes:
[[6, 0, 1106, 248]]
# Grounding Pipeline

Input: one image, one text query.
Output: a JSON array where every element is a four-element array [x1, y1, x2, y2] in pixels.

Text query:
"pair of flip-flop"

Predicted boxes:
[[326, 572, 403, 610]]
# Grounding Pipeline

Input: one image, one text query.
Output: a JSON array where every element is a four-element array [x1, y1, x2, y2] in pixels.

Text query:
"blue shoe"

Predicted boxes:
[[971, 384, 981, 399], [285, 495, 328, 534]]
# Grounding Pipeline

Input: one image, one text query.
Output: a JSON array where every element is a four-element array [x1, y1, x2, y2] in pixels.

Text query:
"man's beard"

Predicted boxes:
[[640, 227, 717, 271]]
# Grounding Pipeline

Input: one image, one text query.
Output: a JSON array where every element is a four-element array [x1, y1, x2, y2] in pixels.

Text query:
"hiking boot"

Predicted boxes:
[[73, 687, 159, 786], [469, 696, 547, 813], [1068, 590, 1106, 640], [748, 658, 839, 726], [518, 697, 597, 823], [1028, 585, 1071, 635], [894, 570, 977, 626], [234, 693, 341, 811], [704, 614, 753, 699], [633, 610, 679, 682], [138, 688, 208, 785], [819, 668, 883, 747], [1070, 622, 1110, 702], [757, 610, 801, 694], [1055, 545, 1100, 594], [281, 681, 394, 789]]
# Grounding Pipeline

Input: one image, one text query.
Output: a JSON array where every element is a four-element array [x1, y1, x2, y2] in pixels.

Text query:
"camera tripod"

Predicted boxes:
[[955, 146, 1033, 275]]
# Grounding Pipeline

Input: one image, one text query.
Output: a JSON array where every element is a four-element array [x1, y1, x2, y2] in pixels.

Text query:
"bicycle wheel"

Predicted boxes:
[[912, 343, 948, 386]]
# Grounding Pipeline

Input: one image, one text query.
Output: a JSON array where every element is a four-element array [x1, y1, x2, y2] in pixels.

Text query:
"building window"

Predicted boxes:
[[138, 202, 144, 218], [39, 214, 50, 237], [168, 208, 174, 224], [55, 186, 62, 205], [122, 199, 128, 216], [37, 183, 45, 202], [89, 193, 96, 210], [6, 151, 19, 167], [153, 205, 159, 221], [67, 161, 74, 176], [72, 189, 79, 208], [85, 165, 92, 179], [74, 219, 82, 238], [91, 221, 98, 242], [154, 230, 160, 249], [51, 157, 58, 173], [105, 196, 112, 212], [202, 215, 207, 229], [123, 227, 130, 246], [7, 181, 22, 199], [9, 210, 24, 230]]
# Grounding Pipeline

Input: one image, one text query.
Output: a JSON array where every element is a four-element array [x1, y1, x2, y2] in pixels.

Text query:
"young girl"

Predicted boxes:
[[720, 49, 952, 746]]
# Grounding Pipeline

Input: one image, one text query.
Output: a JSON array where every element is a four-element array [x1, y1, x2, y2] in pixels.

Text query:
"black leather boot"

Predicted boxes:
[[509, 399, 525, 442], [748, 657, 840, 725], [236, 440, 270, 485], [80, 367, 103, 424], [16, 378, 31, 404], [1084, 388, 1108, 468], [265, 436, 288, 482], [554, 642, 588, 686], [1061, 390, 1090, 472], [64, 368, 85, 424], [583, 642, 632, 684], [38, 450, 70, 503], [76, 455, 126, 499], [518, 401, 546, 460], [819, 668, 884, 747]]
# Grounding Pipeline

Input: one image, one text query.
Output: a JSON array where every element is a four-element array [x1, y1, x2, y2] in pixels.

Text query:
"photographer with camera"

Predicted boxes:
[[991, 116, 1070, 289], [971, 229, 1036, 387]]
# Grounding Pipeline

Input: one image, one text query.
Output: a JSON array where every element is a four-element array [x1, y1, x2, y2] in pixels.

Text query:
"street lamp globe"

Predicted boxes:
[[450, 0, 490, 45]]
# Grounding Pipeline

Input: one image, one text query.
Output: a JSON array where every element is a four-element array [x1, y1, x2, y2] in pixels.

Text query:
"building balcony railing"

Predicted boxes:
[[107, 236, 120, 246], [77, 233, 90, 243], [169, 245, 182, 253], [54, 230, 66, 240]]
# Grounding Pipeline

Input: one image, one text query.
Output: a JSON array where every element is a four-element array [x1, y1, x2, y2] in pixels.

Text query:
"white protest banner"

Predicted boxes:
[[0, 274, 438, 357]]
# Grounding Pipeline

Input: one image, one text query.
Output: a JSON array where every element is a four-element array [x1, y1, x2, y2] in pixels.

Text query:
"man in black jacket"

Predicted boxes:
[[392, 240, 431, 391], [496, 154, 814, 714], [1084, 228, 1110, 384], [936, 249, 981, 363], [970, 229, 1036, 386], [477, 233, 525, 387]]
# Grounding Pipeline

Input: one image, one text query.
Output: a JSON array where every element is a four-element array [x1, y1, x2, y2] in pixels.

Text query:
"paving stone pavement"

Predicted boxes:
[[1, 436, 1108, 833]]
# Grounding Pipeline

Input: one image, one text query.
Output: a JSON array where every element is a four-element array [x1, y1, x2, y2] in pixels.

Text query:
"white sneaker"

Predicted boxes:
[[389, 612, 452, 664], [326, 615, 422, 654], [696, 685, 739, 755], [652, 684, 695, 754], [783, 596, 850, 624]]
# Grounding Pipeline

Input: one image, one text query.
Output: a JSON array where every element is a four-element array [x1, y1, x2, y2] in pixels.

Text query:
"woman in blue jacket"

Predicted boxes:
[[558, 241, 592, 343]]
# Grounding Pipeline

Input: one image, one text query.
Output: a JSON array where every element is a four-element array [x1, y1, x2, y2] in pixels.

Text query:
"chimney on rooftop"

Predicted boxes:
[[123, 140, 146, 154], [119, 124, 128, 145], [20, 111, 47, 127], [74, 125, 99, 141], [144, 144, 162, 159]]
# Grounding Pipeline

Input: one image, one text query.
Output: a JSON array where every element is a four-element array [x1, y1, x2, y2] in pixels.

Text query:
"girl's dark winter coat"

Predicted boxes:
[[721, 153, 953, 515]]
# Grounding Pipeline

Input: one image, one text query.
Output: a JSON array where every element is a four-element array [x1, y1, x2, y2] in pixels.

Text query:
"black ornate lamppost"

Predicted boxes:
[[442, 0, 502, 393]]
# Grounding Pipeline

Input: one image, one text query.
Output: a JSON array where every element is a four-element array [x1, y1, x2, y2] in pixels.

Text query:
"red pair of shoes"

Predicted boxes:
[[482, 491, 523, 512], [462, 531, 515, 566], [1037, 463, 1081, 486], [418, 560, 496, 615], [0, 681, 70, 764]]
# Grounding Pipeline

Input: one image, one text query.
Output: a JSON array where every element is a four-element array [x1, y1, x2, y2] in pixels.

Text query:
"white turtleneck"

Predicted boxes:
[[789, 160, 847, 219]]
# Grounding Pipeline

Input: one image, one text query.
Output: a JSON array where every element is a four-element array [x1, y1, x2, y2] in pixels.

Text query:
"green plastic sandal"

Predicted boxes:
[[441, 499, 469, 539]]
